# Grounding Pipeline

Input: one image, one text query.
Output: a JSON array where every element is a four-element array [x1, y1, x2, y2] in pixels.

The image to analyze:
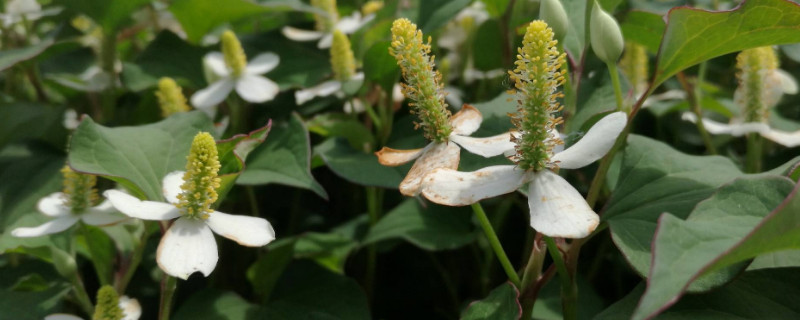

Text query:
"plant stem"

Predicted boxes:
[[115, 222, 150, 293], [471, 202, 521, 288], [544, 236, 577, 320], [100, 31, 117, 123], [607, 63, 625, 112], [69, 272, 95, 316], [227, 95, 246, 135], [246, 186, 259, 216], [677, 70, 717, 154], [158, 274, 178, 320], [519, 234, 547, 320], [746, 133, 762, 173]]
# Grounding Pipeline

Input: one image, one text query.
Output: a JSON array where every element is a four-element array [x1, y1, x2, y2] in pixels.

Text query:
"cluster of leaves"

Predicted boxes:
[[2, 0, 800, 319]]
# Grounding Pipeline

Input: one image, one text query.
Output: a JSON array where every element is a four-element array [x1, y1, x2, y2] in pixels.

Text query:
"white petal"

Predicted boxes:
[[336, 12, 371, 34], [119, 296, 142, 320], [421, 165, 526, 206], [281, 26, 325, 41], [37, 192, 71, 217], [103, 190, 181, 221], [450, 131, 515, 158], [399, 142, 461, 196], [528, 170, 599, 238], [206, 211, 275, 246], [294, 80, 342, 104], [190, 79, 235, 109], [44, 315, 84, 320], [776, 69, 798, 95], [245, 52, 280, 75], [317, 33, 334, 49], [156, 218, 218, 279], [235, 75, 279, 103], [203, 52, 229, 77], [81, 209, 128, 226], [162, 171, 185, 205], [552, 111, 627, 169], [449, 104, 483, 135], [63, 109, 80, 130], [681, 112, 768, 136], [11, 216, 79, 238], [375, 145, 428, 166], [761, 128, 800, 147]]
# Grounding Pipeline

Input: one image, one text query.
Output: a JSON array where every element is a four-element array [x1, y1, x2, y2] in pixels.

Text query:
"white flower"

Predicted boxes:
[[295, 72, 364, 105], [103, 171, 276, 279], [281, 11, 373, 49], [11, 192, 126, 238], [190, 51, 281, 110], [0, 0, 61, 27], [376, 105, 516, 196], [682, 69, 800, 147], [420, 112, 627, 238], [45, 295, 141, 320]]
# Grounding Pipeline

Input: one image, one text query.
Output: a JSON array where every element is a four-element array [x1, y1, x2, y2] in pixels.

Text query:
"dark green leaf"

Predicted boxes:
[[54, 0, 150, 30], [472, 19, 505, 72], [216, 120, 272, 202], [619, 11, 664, 54], [123, 31, 208, 91], [419, 0, 472, 33], [247, 240, 296, 303], [306, 113, 374, 151], [460, 282, 521, 320], [0, 36, 55, 72], [363, 199, 476, 250], [0, 284, 71, 320], [315, 138, 407, 188], [362, 41, 400, 95]]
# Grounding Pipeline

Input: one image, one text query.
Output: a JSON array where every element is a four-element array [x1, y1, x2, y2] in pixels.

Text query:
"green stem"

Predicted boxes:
[[246, 186, 259, 216], [227, 95, 246, 136], [471, 202, 521, 288], [520, 234, 547, 320], [100, 31, 117, 123], [158, 274, 178, 320], [115, 225, 148, 293], [746, 133, 762, 173], [607, 63, 625, 112], [677, 70, 717, 155], [544, 236, 577, 320], [69, 272, 95, 316]]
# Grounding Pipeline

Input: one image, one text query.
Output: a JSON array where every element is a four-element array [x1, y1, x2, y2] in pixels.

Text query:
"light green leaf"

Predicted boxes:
[[237, 114, 327, 199], [460, 282, 521, 320], [362, 41, 400, 95], [68, 111, 215, 200], [216, 121, 272, 202], [0, 36, 56, 72], [619, 11, 664, 54], [54, 0, 150, 30], [653, 0, 800, 87], [363, 199, 476, 250], [306, 113, 375, 151], [315, 138, 408, 188], [419, 0, 472, 33], [633, 176, 795, 319]]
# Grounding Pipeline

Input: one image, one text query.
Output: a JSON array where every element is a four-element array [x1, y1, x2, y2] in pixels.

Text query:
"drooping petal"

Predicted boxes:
[[119, 296, 142, 320], [206, 211, 275, 246], [245, 52, 280, 75], [37, 192, 71, 217], [449, 104, 483, 135], [421, 165, 526, 206], [450, 131, 515, 158], [528, 170, 599, 238], [103, 190, 181, 221], [336, 12, 373, 34], [156, 218, 218, 279], [375, 145, 429, 166], [162, 171, 185, 205], [11, 216, 80, 238], [777, 69, 799, 95], [190, 79, 235, 109], [317, 33, 334, 49], [681, 112, 769, 136], [44, 315, 84, 320], [294, 80, 342, 105], [761, 128, 800, 147], [81, 209, 128, 226], [552, 111, 626, 169], [399, 142, 461, 196], [281, 26, 325, 41], [235, 75, 279, 103], [203, 52, 230, 77]]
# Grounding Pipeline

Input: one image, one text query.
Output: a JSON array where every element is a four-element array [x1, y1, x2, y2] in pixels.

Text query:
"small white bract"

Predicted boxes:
[[11, 192, 126, 238], [281, 12, 374, 49]]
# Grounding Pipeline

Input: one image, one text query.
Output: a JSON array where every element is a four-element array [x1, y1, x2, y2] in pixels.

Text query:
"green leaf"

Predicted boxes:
[[0, 145, 63, 233], [362, 41, 400, 95], [170, 0, 314, 43], [247, 240, 296, 303], [472, 19, 505, 72], [0, 36, 56, 72], [0, 284, 71, 320], [0, 103, 64, 151], [306, 113, 375, 151], [619, 11, 664, 54], [68, 111, 215, 201], [561, 0, 587, 59], [314, 138, 408, 188], [173, 289, 257, 320], [240, 32, 331, 89], [77, 225, 116, 286], [653, 0, 800, 87], [461, 282, 521, 320], [418, 0, 472, 33], [363, 199, 476, 250], [633, 176, 795, 319], [237, 113, 327, 199], [122, 31, 208, 91], [216, 120, 272, 202], [54, 0, 150, 30], [604, 135, 744, 276]]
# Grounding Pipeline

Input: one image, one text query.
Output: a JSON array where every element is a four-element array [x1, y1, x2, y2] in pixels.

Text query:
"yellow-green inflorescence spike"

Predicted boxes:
[[619, 42, 648, 97], [176, 132, 221, 220], [736, 46, 779, 123], [311, 0, 338, 32], [330, 30, 356, 82], [156, 77, 191, 118], [389, 18, 453, 143], [61, 165, 99, 214], [508, 20, 567, 172], [93, 285, 123, 320], [221, 31, 247, 77], [362, 0, 384, 15]]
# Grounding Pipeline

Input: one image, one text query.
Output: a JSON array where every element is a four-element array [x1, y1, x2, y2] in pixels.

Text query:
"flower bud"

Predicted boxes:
[[590, 1, 623, 64], [93, 285, 124, 320], [330, 30, 356, 82], [539, 0, 569, 41], [177, 132, 221, 220], [221, 30, 247, 77], [156, 77, 191, 117], [62, 165, 99, 214], [311, 0, 338, 32]]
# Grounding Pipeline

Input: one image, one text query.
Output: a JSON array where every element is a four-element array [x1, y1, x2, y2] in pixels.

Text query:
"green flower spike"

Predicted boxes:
[[221, 30, 247, 77], [176, 132, 222, 220], [330, 30, 356, 82], [508, 20, 567, 172], [736, 46, 779, 123], [62, 165, 99, 214], [155, 77, 191, 117], [619, 42, 649, 98], [390, 18, 453, 143], [93, 285, 123, 320]]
